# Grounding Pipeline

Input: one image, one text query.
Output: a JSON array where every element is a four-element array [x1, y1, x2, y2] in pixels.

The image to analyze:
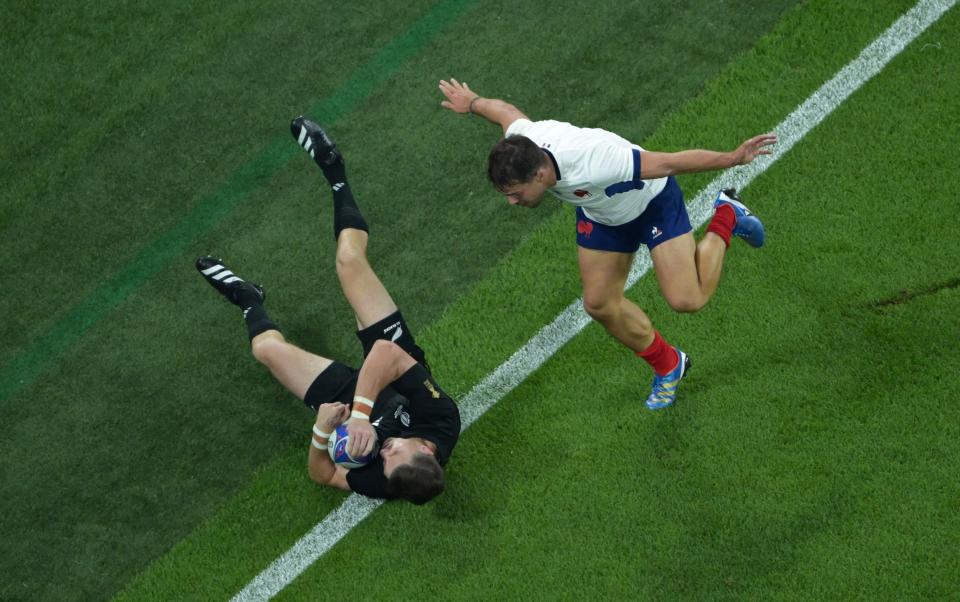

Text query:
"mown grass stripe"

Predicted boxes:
[[232, 1, 956, 599], [0, 0, 475, 405]]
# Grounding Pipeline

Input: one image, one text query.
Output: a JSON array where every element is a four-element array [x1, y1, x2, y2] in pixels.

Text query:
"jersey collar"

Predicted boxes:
[[542, 148, 562, 182]]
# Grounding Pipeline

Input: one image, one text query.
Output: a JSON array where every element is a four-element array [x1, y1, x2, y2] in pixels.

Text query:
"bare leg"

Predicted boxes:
[[250, 330, 334, 400], [650, 231, 727, 313], [334, 228, 398, 329], [578, 247, 656, 352]]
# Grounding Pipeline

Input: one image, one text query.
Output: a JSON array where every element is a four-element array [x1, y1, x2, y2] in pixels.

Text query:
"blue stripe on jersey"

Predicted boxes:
[[604, 148, 644, 197]]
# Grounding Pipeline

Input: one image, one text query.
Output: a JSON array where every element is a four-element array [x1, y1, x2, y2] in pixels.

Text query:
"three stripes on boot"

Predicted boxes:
[[200, 263, 243, 284], [296, 125, 316, 159]]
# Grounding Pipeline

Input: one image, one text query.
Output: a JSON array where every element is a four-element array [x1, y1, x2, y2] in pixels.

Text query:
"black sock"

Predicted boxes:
[[320, 160, 369, 239], [240, 299, 279, 341]]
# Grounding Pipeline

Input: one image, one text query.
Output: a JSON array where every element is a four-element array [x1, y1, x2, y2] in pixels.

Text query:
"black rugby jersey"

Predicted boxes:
[[346, 363, 460, 499]]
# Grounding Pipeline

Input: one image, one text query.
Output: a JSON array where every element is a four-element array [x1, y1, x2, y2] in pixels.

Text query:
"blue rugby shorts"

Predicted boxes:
[[575, 176, 692, 253]]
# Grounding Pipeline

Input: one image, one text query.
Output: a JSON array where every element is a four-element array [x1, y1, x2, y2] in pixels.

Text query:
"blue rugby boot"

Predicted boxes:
[[715, 188, 765, 248], [291, 116, 341, 167], [645, 348, 691, 410]]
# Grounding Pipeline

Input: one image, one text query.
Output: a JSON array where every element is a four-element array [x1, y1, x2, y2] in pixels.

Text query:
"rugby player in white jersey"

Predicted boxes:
[[439, 78, 776, 409]]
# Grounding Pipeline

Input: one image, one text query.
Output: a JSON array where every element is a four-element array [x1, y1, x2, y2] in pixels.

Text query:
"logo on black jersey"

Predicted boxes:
[[393, 404, 411, 427], [423, 380, 441, 399]]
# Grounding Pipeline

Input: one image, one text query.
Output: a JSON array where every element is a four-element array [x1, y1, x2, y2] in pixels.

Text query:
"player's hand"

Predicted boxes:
[[316, 402, 349, 431], [439, 78, 479, 113], [346, 418, 377, 458], [732, 133, 778, 165]]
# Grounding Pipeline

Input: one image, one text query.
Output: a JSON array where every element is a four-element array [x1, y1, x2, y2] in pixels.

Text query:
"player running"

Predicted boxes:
[[439, 78, 775, 409], [196, 117, 460, 504]]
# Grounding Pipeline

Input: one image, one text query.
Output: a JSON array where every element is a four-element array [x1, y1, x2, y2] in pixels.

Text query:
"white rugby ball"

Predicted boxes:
[[327, 424, 378, 468]]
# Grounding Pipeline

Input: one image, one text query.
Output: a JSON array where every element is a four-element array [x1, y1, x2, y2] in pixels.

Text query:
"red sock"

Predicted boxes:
[[707, 203, 735, 247], [636, 331, 679, 376]]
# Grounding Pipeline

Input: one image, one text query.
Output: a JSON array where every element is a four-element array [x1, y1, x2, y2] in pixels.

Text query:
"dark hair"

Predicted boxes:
[[386, 452, 445, 505], [487, 135, 546, 191]]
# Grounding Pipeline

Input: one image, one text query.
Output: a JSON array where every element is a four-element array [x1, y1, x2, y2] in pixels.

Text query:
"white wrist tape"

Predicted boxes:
[[313, 425, 331, 439], [311, 438, 326, 450], [350, 410, 370, 421], [353, 395, 375, 409]]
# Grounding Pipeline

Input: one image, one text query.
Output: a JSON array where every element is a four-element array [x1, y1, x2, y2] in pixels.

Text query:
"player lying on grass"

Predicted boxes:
[[439, 78, 776, 410], [196, 117, 460, 504]]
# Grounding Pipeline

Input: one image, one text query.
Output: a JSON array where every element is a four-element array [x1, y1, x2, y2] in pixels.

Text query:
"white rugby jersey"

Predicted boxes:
[[505, 118, 668, 226]]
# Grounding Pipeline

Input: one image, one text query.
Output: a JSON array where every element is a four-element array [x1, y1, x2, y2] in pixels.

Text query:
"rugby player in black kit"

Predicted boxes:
[[196, 117, 460, 505]]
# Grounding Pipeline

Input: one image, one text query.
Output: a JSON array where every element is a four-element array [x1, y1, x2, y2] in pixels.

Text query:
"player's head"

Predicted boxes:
[[487, 135, 552, 208], [381, 437, 445, 504]]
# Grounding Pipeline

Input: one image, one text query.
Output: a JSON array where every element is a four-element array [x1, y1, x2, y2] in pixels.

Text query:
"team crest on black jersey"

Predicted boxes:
[[393, 404, 411, 427]]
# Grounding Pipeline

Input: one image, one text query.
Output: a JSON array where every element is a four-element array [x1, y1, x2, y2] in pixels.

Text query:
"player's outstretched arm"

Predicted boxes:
[[640, 133, 778, 179], [308, 402, 351, 490], [346, 340, 418, 458], [439, 78, 528, 134]]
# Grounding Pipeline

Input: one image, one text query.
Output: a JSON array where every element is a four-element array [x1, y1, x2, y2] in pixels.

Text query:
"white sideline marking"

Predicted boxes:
[[232, 1, 955, 598]]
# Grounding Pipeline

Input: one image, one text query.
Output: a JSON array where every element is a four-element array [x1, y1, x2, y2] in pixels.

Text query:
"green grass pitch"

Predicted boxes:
[[2, 0, 958, 600]]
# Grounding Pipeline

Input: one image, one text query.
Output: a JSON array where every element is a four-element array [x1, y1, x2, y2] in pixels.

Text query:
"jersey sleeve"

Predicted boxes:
[[345, 459, 393, 499], [505, 118, 534, 138], [390, 363, 461, 465]]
